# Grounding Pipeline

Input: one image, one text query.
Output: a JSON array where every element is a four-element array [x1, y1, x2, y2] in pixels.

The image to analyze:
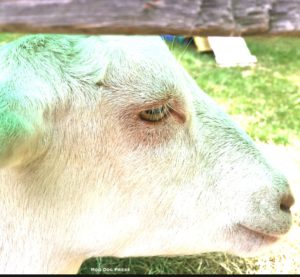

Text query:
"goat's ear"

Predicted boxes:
[[0, 101, 44, 168]]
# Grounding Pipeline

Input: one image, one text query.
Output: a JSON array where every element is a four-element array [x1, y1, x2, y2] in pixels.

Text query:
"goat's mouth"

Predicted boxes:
[[226, 224, 281, 256], [237, 224, 280, 242]]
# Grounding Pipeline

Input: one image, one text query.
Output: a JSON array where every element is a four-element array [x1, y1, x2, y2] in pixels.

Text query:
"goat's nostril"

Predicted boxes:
[[280, 194, 295, 213]]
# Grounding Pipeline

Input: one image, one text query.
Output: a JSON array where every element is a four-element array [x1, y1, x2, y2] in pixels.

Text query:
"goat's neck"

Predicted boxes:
[[0, 239, 82, 274], [0, 168, 84, 274]]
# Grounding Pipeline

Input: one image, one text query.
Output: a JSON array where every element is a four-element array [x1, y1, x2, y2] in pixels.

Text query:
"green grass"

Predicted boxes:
[[78, 254, 258, 275], [1, 33, 299, 274], [0, 32, 23, 46]]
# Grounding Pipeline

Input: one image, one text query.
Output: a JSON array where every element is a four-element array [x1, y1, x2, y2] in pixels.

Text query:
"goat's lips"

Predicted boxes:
[[238, 224, 280, 242]]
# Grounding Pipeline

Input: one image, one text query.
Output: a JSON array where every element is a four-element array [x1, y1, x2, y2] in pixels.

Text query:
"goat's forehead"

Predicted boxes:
[[101, 36, 185, 101]]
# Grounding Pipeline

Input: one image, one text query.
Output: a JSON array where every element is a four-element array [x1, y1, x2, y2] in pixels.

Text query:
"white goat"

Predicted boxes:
[[0, 35, 294, 274]]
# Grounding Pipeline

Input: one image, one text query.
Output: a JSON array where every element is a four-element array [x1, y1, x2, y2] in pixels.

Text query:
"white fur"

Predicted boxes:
[[0, 35, 294, 273]]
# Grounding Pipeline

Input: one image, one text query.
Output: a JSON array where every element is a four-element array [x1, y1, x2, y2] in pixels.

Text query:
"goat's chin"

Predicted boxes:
[[225, 225, 280, 257]]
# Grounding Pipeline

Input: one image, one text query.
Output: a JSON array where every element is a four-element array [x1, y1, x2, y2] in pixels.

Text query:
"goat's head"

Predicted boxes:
[[0, 35, 294, 273]]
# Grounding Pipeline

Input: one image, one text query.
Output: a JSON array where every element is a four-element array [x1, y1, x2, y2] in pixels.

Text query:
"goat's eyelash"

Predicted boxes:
[[139, 104, 170, 122]]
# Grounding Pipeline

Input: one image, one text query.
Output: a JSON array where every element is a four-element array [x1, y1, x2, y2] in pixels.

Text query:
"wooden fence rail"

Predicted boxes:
[[0, 0, 300, 35]]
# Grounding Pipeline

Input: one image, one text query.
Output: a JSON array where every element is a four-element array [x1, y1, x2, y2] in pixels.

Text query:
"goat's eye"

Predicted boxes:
[[139, 105, 169, 122]]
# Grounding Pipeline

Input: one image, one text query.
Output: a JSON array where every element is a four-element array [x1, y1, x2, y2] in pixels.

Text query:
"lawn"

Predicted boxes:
[[1, 33, 299, 274]]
